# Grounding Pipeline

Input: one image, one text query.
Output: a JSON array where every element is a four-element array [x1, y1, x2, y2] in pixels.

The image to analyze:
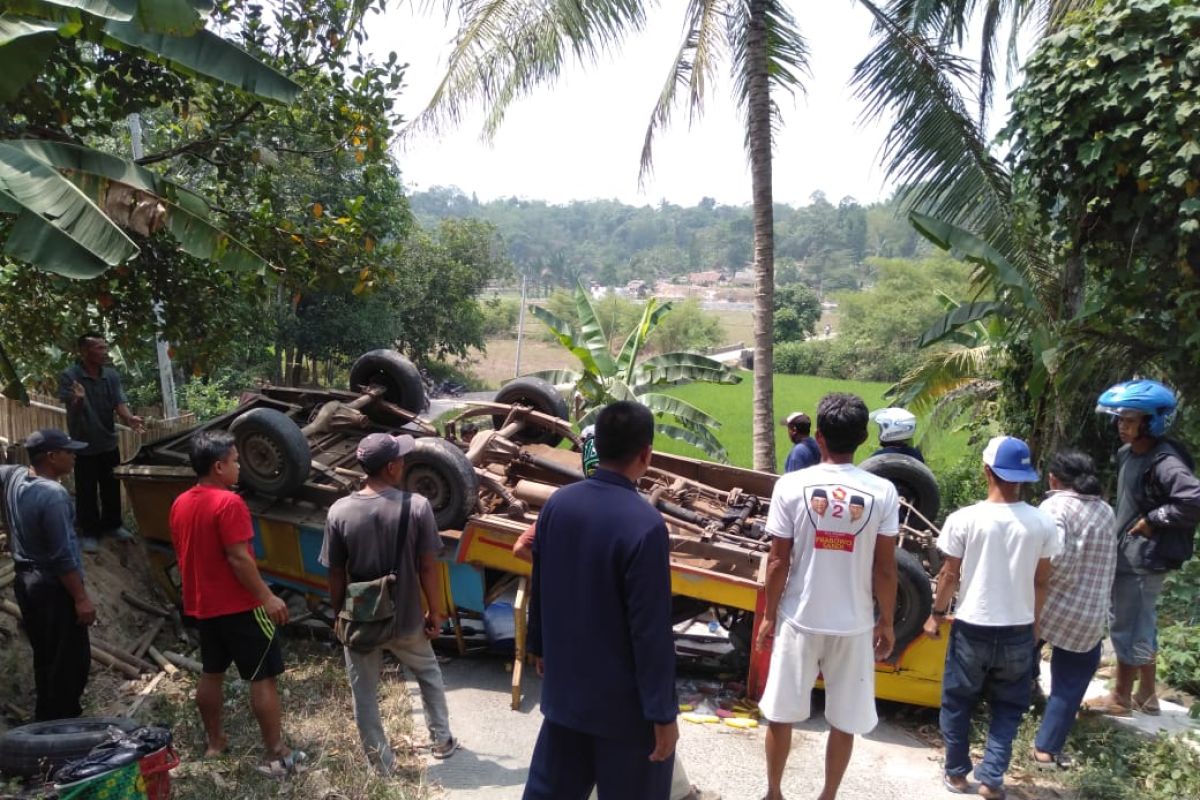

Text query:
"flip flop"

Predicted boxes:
[[256, 750, 307, 778], [977, 785, 1006, 800], [943, 774, 971, 794], [1031, 749, 1072, 770], [1132, 695, 1161, 716]]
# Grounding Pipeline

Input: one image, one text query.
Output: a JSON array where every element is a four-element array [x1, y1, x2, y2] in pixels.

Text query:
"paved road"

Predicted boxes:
[[422, 657, 950, 800]]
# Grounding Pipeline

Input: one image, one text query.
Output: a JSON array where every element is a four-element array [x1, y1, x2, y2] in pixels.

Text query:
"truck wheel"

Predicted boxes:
[[888, 548, 934, 661], [405, 438, 479, 530], [229, 408, 312, 497], [0, 717, 139, 777], [859, 452, 941, 527], [350, 350, 428, 414], [493, 376, 569, 446]]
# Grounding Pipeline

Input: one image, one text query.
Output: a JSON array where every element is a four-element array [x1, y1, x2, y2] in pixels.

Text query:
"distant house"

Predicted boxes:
[[626, 279, 647, 298], [687, 270, 724, 286]]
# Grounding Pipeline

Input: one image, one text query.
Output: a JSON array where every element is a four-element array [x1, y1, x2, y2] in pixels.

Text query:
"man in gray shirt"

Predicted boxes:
[[0, 429, 97, 720], [57, 333, 144, 552], [319, 433, 457, 774]]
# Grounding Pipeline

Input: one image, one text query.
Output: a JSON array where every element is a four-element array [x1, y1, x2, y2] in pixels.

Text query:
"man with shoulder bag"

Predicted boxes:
[[320, 432, 458, 774], [1086, 380, 1200, 716]]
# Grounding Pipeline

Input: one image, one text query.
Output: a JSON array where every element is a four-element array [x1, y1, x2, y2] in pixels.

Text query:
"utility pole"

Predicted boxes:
[[128, 113, 178, 419], [514, 272, 528, 378]]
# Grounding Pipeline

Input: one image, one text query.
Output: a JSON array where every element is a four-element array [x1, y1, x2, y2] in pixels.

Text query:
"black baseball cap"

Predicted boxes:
[[24, 429, 88, 454]]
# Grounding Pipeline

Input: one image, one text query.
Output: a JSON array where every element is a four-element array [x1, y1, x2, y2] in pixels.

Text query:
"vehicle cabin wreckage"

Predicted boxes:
[[115, 350, 951, 708]]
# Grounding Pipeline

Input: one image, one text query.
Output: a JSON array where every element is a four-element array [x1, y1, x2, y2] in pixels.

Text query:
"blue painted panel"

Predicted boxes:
[[299, 525, 328, 578], [448, 563, 485, 613], [250, 517, 266, 560]]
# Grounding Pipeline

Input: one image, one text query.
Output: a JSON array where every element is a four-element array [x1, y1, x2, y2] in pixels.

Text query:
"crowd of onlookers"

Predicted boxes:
[[2, 333, 1196, 799]]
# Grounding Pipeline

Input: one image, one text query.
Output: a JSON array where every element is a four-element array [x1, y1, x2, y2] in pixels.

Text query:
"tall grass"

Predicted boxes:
[[658, 371, 973, 473]]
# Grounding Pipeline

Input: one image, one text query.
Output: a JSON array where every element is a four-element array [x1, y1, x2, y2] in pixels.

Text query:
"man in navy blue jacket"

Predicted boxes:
[[524, 401, 678, 800]]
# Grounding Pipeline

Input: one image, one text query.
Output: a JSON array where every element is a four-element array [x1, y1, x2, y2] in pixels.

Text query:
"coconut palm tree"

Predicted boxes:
[[412, 0, 808, 470]]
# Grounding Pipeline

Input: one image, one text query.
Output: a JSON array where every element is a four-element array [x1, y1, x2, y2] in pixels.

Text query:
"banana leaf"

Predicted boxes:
[[638, 392, 723, 430], [572, 285, 617, 377], [616, 298, 672, 381], [0, 338, 27, 404]]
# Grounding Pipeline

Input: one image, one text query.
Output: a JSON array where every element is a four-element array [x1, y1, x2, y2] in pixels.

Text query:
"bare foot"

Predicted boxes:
[[204, 735, 229, 758]]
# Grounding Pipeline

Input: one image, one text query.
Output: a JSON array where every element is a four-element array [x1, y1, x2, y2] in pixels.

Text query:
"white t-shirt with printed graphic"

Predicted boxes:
[[766, 463, 900, 636]]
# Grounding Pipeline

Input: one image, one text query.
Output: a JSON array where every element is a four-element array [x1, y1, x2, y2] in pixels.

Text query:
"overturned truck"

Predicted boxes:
[[116, 350, 949, 707]]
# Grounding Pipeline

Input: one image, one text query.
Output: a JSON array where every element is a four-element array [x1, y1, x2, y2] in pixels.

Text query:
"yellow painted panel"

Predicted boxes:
[[670, 570, 758, 611], [459, 527, 532, 577], [258, 518, 303, 576]]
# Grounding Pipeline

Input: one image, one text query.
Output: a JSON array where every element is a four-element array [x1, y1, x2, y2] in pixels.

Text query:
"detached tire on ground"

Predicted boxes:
[[0, 717, 139, 777], [859, 452, 940, 527], [229, 407, 312, 497], [492, 376, 570, 446], [888, 548, 934, 661], [349, 350, 428, 414], [404, 438, 479, 530]]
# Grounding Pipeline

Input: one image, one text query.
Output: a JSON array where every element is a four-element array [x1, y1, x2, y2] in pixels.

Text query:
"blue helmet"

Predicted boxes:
[[1096, 380, 1178, 437]]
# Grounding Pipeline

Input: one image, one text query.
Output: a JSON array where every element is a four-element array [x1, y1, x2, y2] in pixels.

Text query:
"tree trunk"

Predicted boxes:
[[747, 0, 776, 472]]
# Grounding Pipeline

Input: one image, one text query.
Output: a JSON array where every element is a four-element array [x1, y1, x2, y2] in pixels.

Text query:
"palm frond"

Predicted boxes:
[[909, 212, 1038, 312], [918, 300, 1008, 347], [728, 0, 809, 150], [889, 343, 996, 411], [638, 0, 724, 183], [410, 0, 647, 139], [852, 0, 1011, 249]]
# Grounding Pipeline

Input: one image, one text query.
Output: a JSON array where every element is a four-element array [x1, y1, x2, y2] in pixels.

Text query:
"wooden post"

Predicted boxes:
[[130, 619, 164, 659], [146, 647, 178, 676], [511, 576, 529, 711]]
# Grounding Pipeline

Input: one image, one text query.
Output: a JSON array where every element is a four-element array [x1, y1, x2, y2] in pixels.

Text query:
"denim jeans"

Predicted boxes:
[[940, 620, 1035, 789], [344, 630, 452, 774], [1110, 571, 1166, 666], [1034, 641, 1101, 755]]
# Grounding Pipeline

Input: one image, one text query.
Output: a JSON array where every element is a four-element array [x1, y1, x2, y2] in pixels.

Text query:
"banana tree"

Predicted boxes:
[[0, 0, 303, 402], [524, 285, 741, 462]]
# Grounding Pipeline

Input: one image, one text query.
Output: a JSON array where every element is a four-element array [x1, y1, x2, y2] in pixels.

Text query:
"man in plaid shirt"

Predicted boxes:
[[1032, 451, 1116, 768]]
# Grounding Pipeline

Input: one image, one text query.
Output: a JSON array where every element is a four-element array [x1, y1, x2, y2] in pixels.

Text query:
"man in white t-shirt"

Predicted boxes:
[[755, 393, 899, 800], [923, 436, 1058, 799]]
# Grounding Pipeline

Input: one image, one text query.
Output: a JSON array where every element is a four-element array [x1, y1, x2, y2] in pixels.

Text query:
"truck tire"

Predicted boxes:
[[405, 438, 479, 530], [350, 350, 428, 414], [229, 408, 312, 497], [888, 548, 934, 661], [492, 376, 570, 446], [859, 452, 940, 526], [0, 717, 139, 777]]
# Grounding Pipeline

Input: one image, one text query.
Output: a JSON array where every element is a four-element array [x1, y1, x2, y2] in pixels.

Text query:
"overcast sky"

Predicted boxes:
[[369, 1, 1014, 208]]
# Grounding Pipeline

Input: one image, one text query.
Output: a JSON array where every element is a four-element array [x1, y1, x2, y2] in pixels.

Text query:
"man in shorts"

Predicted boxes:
[[756, 393, 899, 800], [170, 430, 299, 774]]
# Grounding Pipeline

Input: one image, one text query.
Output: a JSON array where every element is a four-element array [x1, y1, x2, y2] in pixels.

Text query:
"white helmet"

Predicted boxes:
[[871, 407, 917, 443]]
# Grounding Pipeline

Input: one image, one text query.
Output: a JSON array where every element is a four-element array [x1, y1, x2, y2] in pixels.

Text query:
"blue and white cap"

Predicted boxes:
[[982, 436, 1040, 483]]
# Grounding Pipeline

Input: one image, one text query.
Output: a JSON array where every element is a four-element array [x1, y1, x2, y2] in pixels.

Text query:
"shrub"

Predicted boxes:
[[936, 456, 986, 521], [480, 297, 520, 338], [1157, 623, 1200, 696], [774, 341, 825, 375]]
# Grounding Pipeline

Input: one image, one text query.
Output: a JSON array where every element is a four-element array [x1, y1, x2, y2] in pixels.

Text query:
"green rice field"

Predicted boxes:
[[657, 371, 973, 473]]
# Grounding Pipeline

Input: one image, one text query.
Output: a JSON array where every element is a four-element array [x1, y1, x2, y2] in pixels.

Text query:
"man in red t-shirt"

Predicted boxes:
[[170, 430, 300, 775]]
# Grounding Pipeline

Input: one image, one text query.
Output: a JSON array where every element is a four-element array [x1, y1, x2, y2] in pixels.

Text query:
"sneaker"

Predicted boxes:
[[431, 736, 460, 759], [80, 536, 100, 554], [111, 527, 136, 542]]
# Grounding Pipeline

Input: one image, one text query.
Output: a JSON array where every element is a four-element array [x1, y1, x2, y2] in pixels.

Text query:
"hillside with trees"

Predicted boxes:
[[409, 188, 928, 294]]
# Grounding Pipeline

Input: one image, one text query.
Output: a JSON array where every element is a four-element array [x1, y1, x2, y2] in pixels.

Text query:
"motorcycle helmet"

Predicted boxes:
[[1095, 379, 1177, 437], [871, 407, 918, 443]]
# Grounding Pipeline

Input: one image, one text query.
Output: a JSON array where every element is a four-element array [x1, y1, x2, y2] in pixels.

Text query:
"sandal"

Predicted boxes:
[[1031, 749, 1072, 770], [1082, 694, 1132, 716], [1132, 694, 1161, 716], [977, 785, 1006, 800], [256, 749, 307, 778], [943, 774, 971, 794]]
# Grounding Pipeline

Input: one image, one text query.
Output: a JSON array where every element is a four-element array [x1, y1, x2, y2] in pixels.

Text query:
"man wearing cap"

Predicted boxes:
[[170, 430, 299, 774], [0, 429, 95, 719], [781, 412, 819, 473], [924, 436, 1058, 799], [58, 333, 144, 553], [320, 432, 457, 773]]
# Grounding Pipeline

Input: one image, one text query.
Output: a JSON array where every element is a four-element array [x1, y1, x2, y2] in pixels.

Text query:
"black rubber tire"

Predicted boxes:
[[229, 407, 312, 497], [404, 438, 479, 530], [889, 548, 934, 661], [350, 350, 428, 414], [492, 376, 570, 446], [0, 717, 139, 777], [859, 452, 941, 526]]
